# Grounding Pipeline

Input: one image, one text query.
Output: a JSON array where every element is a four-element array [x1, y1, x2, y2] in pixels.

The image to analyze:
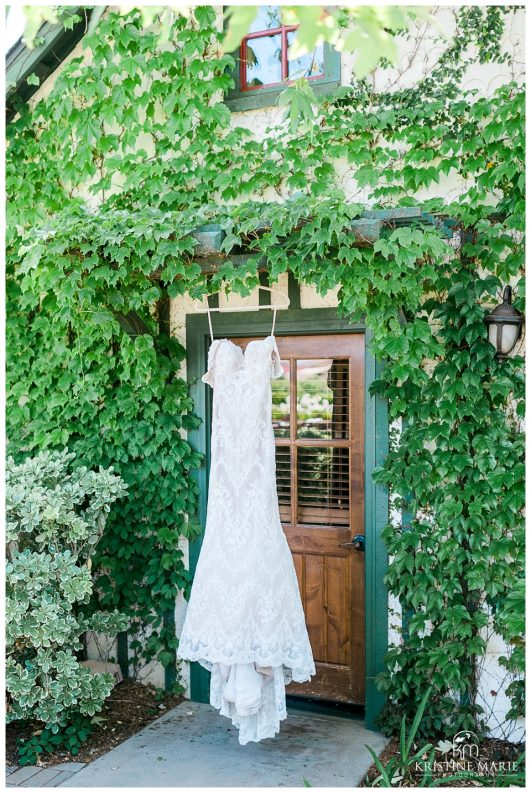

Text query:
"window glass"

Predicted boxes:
[[287, 32, 325, 79], [275, 446, 291, 522], [272, 359, 290, 437], [296, 359, 349, 440], [297, 446, 350, 526], [244, 34, 282, 87]]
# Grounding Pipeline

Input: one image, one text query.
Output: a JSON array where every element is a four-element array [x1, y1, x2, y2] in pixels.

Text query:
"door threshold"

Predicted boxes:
[[287, 695, 365, 721]]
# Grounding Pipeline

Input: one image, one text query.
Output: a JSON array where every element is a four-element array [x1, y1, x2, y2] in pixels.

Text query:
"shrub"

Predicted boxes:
[[6, 449, 129, 730], [16, 711, 94, 766]]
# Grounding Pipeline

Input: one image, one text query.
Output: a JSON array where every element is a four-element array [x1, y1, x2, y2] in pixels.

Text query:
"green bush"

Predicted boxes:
[[16, 711, 94, 766], [6, 449, 129, 729]]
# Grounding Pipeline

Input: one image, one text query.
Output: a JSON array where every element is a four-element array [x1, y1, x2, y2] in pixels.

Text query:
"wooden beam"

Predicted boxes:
[[189, 207, 458, 259]]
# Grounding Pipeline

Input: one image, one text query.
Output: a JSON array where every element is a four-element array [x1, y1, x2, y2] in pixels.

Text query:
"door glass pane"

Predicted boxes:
[[287, 31, 325, 79], [272, 358, 290, 437], [244, 34, 282, 87], [297, 447, 350, 526], [275, 445, 291, 523], [297, 359, 349, 439]]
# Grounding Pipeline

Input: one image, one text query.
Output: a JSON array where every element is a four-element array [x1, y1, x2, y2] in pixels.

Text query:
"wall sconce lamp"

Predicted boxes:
[[484, 286, 524, 360]]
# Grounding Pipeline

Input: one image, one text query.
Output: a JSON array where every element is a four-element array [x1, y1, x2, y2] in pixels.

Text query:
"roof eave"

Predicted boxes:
[[6, 7, 94, 120]]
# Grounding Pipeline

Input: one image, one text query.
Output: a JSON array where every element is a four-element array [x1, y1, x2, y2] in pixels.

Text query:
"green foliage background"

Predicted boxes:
[[6, 6, 524, 735]]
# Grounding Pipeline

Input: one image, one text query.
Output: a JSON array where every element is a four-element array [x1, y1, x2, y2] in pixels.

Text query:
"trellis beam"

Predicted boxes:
[[190, 206, 457, 261]]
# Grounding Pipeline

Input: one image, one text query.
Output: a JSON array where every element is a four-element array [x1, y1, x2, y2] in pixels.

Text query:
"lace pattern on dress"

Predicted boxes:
[[178, 334, 315, 744]]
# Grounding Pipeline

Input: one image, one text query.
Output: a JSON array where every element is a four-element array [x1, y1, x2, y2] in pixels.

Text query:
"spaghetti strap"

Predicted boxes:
[[271, 306, 277, 336], [206, 302, 214, 342]]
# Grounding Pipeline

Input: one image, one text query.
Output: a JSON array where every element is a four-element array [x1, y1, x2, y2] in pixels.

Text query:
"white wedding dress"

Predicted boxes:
[[177, 333, 315, 745]]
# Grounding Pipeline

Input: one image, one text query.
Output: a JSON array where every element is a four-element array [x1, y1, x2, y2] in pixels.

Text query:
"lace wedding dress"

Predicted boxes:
[[177, 333, 315, 745]]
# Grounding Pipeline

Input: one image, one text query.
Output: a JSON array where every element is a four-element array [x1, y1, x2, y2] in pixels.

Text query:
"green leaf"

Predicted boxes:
[[222, 6, 259, 53]]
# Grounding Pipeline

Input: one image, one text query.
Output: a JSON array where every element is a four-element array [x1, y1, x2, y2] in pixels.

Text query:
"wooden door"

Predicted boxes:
[[232, 333, 365, 705]]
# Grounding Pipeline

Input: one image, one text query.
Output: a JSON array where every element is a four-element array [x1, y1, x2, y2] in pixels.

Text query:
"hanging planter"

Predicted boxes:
[[192, 224, 226, 256]]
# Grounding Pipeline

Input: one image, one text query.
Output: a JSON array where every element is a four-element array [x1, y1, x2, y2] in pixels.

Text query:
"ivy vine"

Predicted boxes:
[[6, 6, 524, 735]]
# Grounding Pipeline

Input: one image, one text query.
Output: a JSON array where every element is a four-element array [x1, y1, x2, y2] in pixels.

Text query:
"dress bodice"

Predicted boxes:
[[201, 335, 283, 387]]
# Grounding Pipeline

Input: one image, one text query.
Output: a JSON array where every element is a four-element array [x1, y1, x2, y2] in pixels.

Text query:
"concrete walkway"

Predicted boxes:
[[51, 701, 389, 788], [6, 763, 86, 788]]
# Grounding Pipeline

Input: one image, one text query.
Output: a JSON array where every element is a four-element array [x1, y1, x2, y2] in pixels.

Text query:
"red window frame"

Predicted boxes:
[[239, 24, 325, 92]]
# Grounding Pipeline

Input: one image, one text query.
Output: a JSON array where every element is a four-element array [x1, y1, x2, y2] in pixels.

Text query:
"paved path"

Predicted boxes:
[[6, 702, 388, 788], [6, 762, 86, 788], [45, 701, 387, 787]]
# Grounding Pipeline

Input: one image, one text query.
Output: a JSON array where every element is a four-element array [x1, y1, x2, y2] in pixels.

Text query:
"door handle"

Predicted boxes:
[[339, 534, 365, 552]]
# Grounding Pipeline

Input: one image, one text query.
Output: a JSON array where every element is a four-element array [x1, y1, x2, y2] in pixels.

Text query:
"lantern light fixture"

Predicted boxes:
[[484, 285, 524, 360]]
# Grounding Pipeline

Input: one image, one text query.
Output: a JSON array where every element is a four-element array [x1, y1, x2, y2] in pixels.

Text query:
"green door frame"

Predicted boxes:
[[184, 303, 389, 732]]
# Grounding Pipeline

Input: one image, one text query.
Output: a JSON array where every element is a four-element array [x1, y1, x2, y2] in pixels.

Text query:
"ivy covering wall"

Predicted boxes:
[[6, 6, 524, 736]]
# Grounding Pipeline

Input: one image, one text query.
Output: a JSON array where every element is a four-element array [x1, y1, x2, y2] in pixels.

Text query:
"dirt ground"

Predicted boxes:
[[6, 679, 183, 768], [361, 735, 524, 787]]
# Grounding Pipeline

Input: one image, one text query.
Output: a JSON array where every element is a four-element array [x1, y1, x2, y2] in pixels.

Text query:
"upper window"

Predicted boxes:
[[225, 6, 340, 112], [241, 7, 325, 90]]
